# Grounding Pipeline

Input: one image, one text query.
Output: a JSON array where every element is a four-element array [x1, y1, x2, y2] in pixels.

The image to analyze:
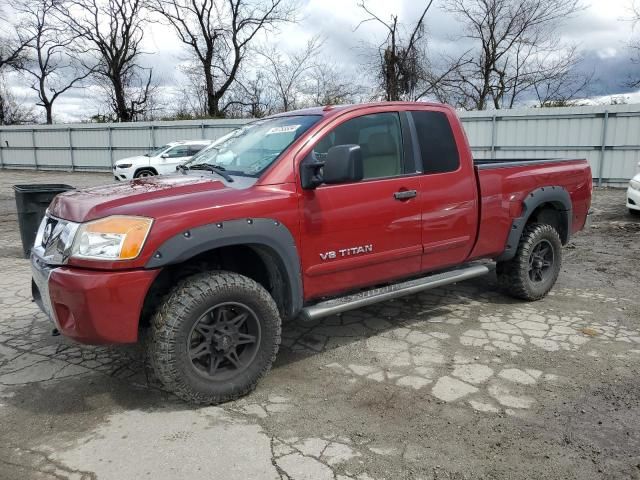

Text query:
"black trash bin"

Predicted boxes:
[[13, 184, 75, 258]]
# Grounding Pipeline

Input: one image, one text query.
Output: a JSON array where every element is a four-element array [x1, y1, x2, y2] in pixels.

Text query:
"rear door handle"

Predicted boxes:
[[394, 190, 417, 200]]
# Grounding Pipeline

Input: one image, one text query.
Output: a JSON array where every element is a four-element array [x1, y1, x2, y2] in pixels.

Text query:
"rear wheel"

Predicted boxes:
[[497, 223, 562, 301], [148, 271, 281, 404], [134, 168, 156, 178]]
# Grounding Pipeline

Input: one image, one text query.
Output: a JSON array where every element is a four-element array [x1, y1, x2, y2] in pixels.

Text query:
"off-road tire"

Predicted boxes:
[[148, 271, 281, 404], [497, 223, 562, 301], [134, 168, 156, 178]]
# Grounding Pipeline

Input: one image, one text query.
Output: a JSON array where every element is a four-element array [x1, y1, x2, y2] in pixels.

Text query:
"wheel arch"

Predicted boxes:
[[142, 218, 303, 322], [134, 166, 158, 177], [497, 186, 572, 262]]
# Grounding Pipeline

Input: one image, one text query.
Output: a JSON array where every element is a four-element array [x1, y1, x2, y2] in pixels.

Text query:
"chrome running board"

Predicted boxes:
[[299, 264, 490, 322]]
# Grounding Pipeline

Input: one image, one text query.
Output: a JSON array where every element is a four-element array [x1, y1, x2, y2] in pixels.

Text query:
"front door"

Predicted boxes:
[[298, 110, 423, 300], [158, 145, 192, 175]]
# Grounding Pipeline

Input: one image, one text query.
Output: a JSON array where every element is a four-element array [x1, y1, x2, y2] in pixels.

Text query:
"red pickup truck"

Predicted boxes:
[[31, 102, 592, 404]]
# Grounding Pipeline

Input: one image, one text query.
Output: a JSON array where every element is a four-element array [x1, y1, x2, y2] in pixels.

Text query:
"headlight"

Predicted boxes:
[[116, 163, 132, 169], [71, 216, 153, 260], [630, 179, 640, 191]]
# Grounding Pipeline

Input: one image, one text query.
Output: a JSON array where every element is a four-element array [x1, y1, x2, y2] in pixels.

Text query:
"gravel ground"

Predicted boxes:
[[0, 170, 639, 480]]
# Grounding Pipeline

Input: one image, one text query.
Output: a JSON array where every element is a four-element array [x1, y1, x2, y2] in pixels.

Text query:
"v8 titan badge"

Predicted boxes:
[[320, 244, 373, 261]]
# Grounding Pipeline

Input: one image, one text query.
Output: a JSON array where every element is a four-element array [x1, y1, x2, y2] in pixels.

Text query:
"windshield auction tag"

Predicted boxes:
[[266, 125, 300, 135]]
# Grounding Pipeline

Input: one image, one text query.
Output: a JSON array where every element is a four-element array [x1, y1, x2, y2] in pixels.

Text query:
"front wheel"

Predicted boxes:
[[134, 168, 155, 178], [148, 271, 281, 404], [497, 223, 562, 301]]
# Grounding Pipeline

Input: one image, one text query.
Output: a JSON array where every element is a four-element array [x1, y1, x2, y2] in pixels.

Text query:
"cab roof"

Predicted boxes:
[[268, 101, 450, 119]]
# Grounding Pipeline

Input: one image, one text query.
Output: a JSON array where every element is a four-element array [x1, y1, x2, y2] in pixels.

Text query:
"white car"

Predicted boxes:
[[113, 140, 212, 180], [628, 172, 640, 216]]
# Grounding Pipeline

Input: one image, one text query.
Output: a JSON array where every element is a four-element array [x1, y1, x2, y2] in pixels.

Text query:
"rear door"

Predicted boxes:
[[297, 108, 423, 300], [408, 109, 479, 271]]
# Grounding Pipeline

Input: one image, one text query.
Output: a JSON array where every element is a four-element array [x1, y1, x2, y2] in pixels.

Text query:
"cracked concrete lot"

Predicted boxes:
[[1, 170, 640, 480]]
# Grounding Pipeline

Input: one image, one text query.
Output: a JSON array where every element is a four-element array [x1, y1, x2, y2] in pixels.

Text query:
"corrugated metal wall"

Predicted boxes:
[[0, 119, 248, 172], [459, 104, 640, 185], [1, 104, 639, 184]]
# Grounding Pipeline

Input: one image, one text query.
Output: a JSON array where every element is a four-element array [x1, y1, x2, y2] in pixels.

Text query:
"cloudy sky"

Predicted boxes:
[[6, 0, 640, 122]]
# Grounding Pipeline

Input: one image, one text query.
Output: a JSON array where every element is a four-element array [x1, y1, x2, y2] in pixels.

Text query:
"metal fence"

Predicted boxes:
[[1, 104, 639, 185], [0, 119, 248, 173], [460, 104, 640, 186]]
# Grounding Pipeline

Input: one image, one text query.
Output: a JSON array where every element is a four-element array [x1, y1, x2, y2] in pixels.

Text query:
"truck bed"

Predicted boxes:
[[469, 157, 592, 261], [474, 157, 577, 168]]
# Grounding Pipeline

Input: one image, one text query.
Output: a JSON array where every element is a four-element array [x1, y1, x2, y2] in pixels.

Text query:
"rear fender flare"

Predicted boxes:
[[497, 186, 572, 262], [145, 218, 303, 316]]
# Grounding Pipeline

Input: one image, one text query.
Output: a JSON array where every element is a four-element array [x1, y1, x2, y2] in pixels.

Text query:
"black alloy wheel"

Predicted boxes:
[[187, 302, 261, 381], [527, 239, 555, 283], [496, 223, 563, 301]]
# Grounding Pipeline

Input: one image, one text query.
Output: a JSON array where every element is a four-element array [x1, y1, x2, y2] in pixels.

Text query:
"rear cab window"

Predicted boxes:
[[409, 111, 460, 174]]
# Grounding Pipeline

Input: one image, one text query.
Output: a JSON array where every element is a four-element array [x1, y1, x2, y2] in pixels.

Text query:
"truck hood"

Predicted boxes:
[[49, 174, 236, 223]]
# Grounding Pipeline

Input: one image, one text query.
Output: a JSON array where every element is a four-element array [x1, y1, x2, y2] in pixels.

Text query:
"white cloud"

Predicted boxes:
[[4, 0, 640, 122]]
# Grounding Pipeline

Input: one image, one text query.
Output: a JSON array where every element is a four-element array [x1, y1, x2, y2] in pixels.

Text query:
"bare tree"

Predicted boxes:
[[532, 48, 593, 107], [0, 6, 33, 72], [0, 5, 35, 124], [630, 0, 640, 88], [16, 0, 94, 124], [56, 0, 155, 122], [151, 0, 297, 118], [306, 62, 364, 106], [224, 70, 276, 118], [260, 36, 323, 112], [356, 1, 434, 101], [0, 76, 37, 125], [443, 0, 584, 110], [355, 1, 464, 103]]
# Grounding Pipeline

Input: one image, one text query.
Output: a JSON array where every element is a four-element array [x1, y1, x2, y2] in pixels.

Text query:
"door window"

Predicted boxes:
[[313, 112, 404, 180], [188, 145, 207, 156], [165, 146, 191, 158], [409, 111, 460, 174]]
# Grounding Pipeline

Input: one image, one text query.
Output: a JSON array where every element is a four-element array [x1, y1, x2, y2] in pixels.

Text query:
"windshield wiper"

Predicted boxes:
[[187, 163, 234, 182]]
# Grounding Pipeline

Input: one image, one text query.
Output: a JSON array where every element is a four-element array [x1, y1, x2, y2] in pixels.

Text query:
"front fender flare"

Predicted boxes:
[[145, 218, 303, 316]]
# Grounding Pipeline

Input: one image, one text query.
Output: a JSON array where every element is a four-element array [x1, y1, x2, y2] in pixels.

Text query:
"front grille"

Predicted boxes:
[[32, 214, 79, 265], [41, 216, 59, 249]]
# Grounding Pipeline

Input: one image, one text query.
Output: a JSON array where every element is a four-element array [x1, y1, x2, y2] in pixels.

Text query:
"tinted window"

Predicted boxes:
[[410, 111, 459, 174], [313, 112, 404, 180], [165, 146, 191, 158], [189, 145, 207, 156]]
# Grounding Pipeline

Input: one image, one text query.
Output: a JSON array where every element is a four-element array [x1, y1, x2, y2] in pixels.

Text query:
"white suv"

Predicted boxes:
[[113, 140, 212, 180]]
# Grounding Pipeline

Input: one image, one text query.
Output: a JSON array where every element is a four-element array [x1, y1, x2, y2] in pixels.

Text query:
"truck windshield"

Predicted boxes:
[[184, 115, 321, 177]]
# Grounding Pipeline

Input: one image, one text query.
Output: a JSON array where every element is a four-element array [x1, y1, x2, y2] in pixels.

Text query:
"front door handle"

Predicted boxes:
[[394, 190, 417, 201]]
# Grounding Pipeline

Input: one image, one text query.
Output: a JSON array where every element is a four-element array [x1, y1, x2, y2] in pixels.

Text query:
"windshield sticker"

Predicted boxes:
[[266, 125, 300, 135]]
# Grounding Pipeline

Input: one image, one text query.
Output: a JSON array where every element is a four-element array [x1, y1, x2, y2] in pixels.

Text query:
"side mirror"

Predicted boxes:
[[301, 144, 363, 189], [160, 153, 169, 158]]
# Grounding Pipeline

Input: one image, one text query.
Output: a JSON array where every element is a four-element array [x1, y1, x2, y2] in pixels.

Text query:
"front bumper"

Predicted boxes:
[[627, 186, 640, 211], [31, 253, 159, 344], [112, 166, 134, 181]]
